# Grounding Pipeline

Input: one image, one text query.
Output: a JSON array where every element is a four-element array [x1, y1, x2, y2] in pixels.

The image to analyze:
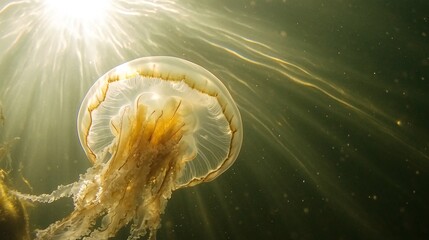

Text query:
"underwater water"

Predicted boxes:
[[0, 0, 428, 239]]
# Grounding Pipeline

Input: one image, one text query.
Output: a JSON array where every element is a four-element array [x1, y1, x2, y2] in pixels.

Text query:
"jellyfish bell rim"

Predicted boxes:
[[77, 56, 243, 187]]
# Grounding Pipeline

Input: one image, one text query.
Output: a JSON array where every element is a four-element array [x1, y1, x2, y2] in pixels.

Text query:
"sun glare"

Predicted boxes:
[[43, 0, 111, 34]]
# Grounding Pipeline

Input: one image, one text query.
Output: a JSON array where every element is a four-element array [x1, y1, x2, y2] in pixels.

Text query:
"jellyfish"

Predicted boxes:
[[16, 56, 243, 239], [0, 170, 30, 240], [0, 137, 30, 240]]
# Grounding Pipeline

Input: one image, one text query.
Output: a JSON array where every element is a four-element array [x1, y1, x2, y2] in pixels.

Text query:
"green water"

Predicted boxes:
[[0, 0, 428, 239]]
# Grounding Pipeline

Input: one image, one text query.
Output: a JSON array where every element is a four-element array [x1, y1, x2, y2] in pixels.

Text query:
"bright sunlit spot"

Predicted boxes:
[[44, 0, 111, 21], [43, 0, 111, 37]]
